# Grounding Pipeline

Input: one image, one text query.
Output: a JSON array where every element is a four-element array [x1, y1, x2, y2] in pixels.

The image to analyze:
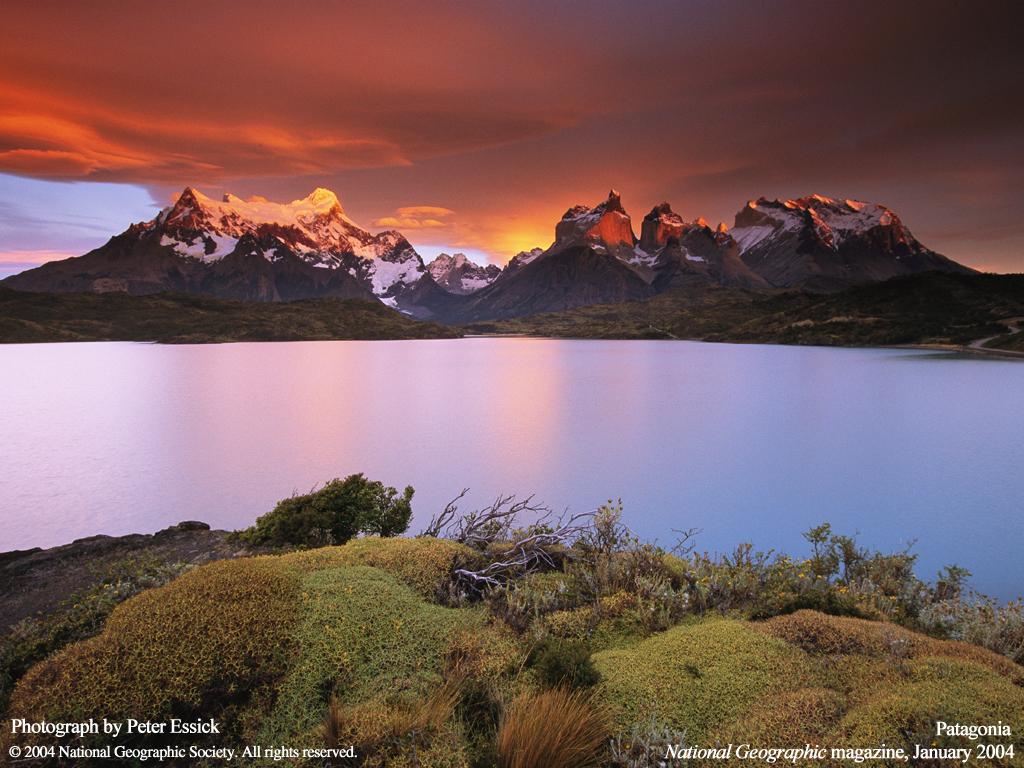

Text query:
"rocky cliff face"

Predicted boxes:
[[445, 244, 652, 323], [554, 189, 637, 260], [636, 203, 769, 289], [638, 202, 687, 253]]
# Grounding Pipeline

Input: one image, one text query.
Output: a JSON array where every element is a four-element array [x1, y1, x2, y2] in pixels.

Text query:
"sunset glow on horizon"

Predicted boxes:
[[2, 0, 1022, 273]]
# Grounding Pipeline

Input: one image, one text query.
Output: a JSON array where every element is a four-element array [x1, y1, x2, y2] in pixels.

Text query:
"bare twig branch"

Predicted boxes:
[[670, 527, 701, 558], [451, 507, 594, 594], [420, 488, 469, 538]]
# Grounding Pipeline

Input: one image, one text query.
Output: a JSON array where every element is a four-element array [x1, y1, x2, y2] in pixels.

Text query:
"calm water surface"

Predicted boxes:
[[1, 339, 1021, 598]]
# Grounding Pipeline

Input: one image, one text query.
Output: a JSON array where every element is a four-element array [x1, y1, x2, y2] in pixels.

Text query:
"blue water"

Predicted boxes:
[[1, 339, 1021, 598]]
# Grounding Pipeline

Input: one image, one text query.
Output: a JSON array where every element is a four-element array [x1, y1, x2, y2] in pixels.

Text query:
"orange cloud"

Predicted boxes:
[[0, 85, 409, 182], [0, 0, 581, 186], [394, 206, 454, 218], [1, 2, 1022, 272], [373, 205, 454, 229], [0, 249, 77, 264]]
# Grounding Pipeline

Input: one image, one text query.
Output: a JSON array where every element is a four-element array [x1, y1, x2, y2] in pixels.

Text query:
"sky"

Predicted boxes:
[[1, 0, 1022, 276]]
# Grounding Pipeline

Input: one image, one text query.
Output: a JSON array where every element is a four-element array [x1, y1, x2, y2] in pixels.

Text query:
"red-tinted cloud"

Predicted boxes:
[[2, 0, 1023, 270]]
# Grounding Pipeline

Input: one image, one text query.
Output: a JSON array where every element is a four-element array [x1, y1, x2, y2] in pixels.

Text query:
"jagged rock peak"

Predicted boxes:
[[645, 202, 682, 221], [503, 247, 544, 274], [639, 202, 686, 252], [604, 189, 624, 213], [556, 190, 635, 250], [427, 252, 501, 295]]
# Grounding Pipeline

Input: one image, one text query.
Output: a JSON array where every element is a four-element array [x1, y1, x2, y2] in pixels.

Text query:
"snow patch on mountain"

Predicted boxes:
[[145, 186, 436, 308], [366, 246, 428, 296], [426, 252, 501, 294], [731, 195, 916, 255]]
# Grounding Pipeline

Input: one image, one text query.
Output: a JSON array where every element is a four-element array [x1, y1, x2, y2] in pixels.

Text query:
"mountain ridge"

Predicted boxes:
[[3, 186, 975, 323]]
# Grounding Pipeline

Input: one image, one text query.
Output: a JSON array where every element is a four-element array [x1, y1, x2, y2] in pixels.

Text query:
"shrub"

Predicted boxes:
[[918, 595, 1024, 665], [241, 474, 414, 548], [444, 624, 522, 683], [496, 688, 610, 768], [681, 524, 982, 631], [711, 687, 845, 756], [530, 638, 600, 689], [487, 572, 573, 632], [567, 502, 690, 634], [542, 607, 595, 640], [834, 657, 1024, 756], [443, 624, 523, 761], [596, 610, 1024, 761]]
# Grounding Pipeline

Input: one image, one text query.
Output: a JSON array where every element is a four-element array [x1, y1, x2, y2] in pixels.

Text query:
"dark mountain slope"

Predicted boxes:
[[445, 244, 652, 322], [462, 272, 1024, 348]]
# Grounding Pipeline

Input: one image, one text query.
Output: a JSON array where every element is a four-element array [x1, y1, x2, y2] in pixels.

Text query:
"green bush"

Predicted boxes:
[[530, 638, 600, 689], [595, 610, 1024, 761], [241, 474, 414, 548]]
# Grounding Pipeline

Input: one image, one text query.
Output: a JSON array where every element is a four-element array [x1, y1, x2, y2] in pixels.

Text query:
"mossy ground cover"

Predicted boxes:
[[285, 536, 483, 600], [3, 537, 513, 764], [5, 537, 1024, 766], [256, 564, 485, 749], [594, 618, 813, 742], [595, 610, 1024, 766]]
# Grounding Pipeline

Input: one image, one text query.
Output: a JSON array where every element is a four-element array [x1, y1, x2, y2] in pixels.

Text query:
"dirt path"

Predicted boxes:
[[966, 316, 1024, 357]]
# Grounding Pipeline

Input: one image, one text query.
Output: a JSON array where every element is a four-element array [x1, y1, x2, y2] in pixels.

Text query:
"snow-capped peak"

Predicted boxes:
[[730, 194, 916, 254], [140, 185, 433, 307], [427, 252, 501, 295], [166, 186, 348, 231], [150, 185, 408, 265]]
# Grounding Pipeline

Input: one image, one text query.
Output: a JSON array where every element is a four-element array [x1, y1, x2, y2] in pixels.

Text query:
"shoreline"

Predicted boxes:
[[0, 521, 241, 631]]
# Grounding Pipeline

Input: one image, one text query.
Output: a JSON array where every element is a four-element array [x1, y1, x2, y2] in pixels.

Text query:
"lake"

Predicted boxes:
[[1, 338, 1021, 599]]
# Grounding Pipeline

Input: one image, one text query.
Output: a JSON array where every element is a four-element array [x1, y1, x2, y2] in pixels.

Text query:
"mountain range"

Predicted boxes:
[[2, 186, 972, 322]]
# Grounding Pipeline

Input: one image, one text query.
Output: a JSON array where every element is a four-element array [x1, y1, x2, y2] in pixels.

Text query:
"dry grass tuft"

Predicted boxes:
[[497, 687, 610, 768], [325, 677, 463, 763]]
